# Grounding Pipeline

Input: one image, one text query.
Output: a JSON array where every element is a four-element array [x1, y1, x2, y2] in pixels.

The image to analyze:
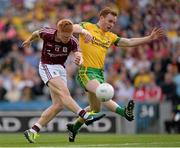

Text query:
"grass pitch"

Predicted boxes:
[[0, 133, 179, 147]]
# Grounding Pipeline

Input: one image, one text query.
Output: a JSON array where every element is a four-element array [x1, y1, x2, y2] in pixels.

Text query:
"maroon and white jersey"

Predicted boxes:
[[39, 27, 79, 66]]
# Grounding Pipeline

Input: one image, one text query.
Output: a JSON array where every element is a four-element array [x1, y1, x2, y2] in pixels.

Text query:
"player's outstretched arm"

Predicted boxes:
[[22, 30, 40, 48], [73, 24, 93, 43], [117, 28, 165, 47]]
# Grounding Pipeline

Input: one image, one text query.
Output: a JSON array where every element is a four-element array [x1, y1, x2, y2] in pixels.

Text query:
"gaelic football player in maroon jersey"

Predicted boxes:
[[22, 19, 105, 143]]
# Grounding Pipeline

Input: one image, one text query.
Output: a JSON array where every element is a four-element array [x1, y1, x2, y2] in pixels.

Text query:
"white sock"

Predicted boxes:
[[77, 109, 90, 119], [35, 123, 42, 129], [30, 128, 37, 133], [77, 109, 82, 115], [83, 113, 89, 119], [30, 123, 42, 133]]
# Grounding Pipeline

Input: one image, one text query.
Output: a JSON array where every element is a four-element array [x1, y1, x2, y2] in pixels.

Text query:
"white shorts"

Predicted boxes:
[[39, 62, 67, 85]]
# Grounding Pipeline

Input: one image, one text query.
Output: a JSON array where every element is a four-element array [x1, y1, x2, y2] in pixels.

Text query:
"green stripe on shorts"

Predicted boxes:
[[76, 66, 105, 89]]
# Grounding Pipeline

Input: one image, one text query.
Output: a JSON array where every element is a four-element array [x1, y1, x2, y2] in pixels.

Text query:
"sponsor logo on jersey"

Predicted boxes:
[[63, 47, 67, 53], [55, 45, 61, 52]]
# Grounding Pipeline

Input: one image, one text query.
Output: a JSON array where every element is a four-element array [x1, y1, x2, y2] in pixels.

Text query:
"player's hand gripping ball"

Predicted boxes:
[[96, 83, 114, 102]]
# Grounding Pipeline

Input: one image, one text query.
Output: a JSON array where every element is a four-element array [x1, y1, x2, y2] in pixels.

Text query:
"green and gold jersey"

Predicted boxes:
[[80, 22, 121, 69]]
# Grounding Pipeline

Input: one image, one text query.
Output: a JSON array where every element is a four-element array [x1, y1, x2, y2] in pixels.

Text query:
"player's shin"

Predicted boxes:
[[103, 99, 134, 121], [72, 105, 91, 132], [73, 117, 85, 132], [103, 100, 125, 116]]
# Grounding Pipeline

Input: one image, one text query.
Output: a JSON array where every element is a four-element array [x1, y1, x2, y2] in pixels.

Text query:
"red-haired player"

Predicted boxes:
[[22, 19, 105, 143]]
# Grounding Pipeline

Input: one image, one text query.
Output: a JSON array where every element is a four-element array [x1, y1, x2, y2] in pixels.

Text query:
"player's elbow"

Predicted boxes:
[[32, 30, 40, 38], [126, 39, 137, 47]]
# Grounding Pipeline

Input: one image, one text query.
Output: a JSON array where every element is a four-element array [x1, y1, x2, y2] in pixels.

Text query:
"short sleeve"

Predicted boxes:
[[110, 33, 121, 46], [39, 28, 48, 40], [80, 22, 91, 30]]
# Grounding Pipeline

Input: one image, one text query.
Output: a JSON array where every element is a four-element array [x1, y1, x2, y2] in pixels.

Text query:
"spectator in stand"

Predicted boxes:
[[0, 77, 7, 101], [173, 72, 180, 106], [0, 0, 179, 106], [161, 72, 177, 105], [115, 71, 134, 102], [145, 73, 163, 102], [151, 61, 164, 86], [134, 66, 152, 88], [133, 73, 162, 103]]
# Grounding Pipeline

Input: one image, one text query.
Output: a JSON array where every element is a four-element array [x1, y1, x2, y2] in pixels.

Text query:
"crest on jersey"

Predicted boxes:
[[63, 47, 67, 53], [55, 45, 61, 52]]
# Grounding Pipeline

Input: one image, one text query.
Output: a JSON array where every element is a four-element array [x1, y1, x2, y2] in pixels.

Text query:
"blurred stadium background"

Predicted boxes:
[[0, 0, 180, 142]]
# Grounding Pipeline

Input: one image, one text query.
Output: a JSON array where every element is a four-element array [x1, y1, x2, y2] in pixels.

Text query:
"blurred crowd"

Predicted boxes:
[[0, 0, 179, 112]]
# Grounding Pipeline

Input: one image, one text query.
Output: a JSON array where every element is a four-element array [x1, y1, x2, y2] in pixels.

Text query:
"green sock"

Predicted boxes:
[[115, 106, 125, 117], [73, 121, 84, 132]]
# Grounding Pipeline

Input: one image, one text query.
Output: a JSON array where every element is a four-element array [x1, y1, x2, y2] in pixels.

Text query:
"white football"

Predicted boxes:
[[96, 83, 114, 102]]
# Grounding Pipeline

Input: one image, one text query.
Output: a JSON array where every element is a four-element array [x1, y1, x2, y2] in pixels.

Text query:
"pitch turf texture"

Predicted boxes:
[[0, 133, 179, 147]]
